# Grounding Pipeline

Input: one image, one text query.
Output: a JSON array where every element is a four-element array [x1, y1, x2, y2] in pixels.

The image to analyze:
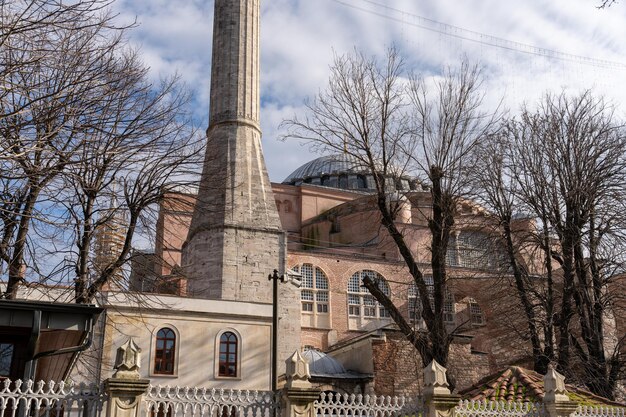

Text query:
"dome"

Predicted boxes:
[[301, 349, 347, 376], [283, 154, 366, 183], [283, 154, 419, 192]]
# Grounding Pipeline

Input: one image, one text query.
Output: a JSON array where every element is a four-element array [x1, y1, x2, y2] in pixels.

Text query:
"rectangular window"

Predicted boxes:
[[316, 291, 328, 302], [470, 303, 484, 325], [302, 302, 313, 312], [408, 298, 419, 320], [348, 305, 360, 316], [0, 343, 13, 377], [363, 306, 376, 317], [363, 295, 376, 306], [317, 303, 328, 313]]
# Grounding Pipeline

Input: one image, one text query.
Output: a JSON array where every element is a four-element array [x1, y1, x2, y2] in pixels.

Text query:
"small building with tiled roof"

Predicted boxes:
[[460, 366, 626, 407]]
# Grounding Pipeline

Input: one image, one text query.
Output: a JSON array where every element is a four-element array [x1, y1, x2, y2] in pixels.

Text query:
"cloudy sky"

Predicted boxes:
[[113, 0, 626, 182]]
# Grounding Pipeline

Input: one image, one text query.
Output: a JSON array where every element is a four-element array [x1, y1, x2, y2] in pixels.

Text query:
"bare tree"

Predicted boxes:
[[597, 0, 617, 8], [282, 48, 501, 371], [60, 66, 202, 304], [0, 0, 202, 302], [472, 91, 626, 399]]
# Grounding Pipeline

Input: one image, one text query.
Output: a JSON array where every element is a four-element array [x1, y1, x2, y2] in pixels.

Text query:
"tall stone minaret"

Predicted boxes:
[[182, 0, 287, 304], [184, 0, 300, 377]]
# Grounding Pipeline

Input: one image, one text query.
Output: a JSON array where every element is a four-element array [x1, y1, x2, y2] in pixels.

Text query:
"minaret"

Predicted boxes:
[[183, 0, 284, 304]]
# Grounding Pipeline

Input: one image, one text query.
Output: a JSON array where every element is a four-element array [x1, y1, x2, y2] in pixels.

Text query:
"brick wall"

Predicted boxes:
[[367, 331, 490, 396]]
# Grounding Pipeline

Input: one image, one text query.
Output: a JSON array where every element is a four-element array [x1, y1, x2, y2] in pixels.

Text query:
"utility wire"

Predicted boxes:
[[330, 0, 626, 70]]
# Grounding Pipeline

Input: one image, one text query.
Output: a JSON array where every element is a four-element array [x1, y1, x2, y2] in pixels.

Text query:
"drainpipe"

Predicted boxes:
[[23, 310, 41, 381], [23, 310, 97, 381]]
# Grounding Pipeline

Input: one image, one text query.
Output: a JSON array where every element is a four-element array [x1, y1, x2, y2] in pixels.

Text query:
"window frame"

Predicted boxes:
[[152, 326, 178, 377], [447, 230, 504, 270], [468, 298, 485, 326], [408, 277, 456, 325], [347, 270, 391, 322], [214, 329, 242, 380], [293, 264, 330, 315], [0, 343, 15, 378]]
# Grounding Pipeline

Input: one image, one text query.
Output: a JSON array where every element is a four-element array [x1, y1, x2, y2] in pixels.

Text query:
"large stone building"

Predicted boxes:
[[2, 0, 621, 399], [83, 0, 540, 395], [133, 152, 547, 394]]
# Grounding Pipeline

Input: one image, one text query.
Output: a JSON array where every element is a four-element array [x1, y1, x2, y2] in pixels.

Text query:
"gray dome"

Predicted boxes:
[[283, 154, 419, 192], [302, 349, 347, 376], [283, 154, 366, 183]]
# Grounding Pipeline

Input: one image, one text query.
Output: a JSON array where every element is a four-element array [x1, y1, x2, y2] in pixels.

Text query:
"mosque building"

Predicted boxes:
[[128, 152, 543, 394], [85, 0, 619, 398]]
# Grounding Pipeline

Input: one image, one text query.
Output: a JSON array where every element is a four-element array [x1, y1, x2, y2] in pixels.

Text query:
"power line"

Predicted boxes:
[[330, 0, 626, 70]]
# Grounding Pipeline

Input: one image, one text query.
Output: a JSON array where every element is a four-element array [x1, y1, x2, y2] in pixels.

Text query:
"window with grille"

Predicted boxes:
[[443, 293, 456, 323], [447, 231, 504, 270], [154, 328, 176, 375], [218, 332, 238, 377], [293, 264, 330, 314], [468, 298, 485, 326], [408, 277, 455, 324], [347, 270, 391, 321]]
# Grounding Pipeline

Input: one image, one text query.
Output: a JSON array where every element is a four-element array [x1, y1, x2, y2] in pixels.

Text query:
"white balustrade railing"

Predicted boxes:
[[574, 406, 626, 417], [0, 379, 106, 417], [143, 385, 279, 417], [314, 392, 423, 417], [455, 399, 546, 417], [2, 378, 624, 417]]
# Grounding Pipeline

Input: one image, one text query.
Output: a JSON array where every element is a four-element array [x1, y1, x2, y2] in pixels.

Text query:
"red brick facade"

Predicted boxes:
[[142, 181, 545, 394]]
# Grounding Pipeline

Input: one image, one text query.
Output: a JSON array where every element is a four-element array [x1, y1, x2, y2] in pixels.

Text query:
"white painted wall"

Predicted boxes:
[[100, 293, 273, 390]]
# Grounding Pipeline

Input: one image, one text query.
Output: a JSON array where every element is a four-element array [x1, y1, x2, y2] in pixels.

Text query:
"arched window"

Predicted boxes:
[[218, 332, 238, 377], [293, 264, 331, 329], [347, 270, 391, 322], [408, 278, 455, 325], [154, 328, 176, 375], [294, 264, 330, 313]]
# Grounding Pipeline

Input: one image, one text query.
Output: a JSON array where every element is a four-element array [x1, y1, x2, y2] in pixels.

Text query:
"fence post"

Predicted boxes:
[[281, 350, 320, 417], [543, 367, 578, 417], [104, 338, 151, 417], [422, 360, 460, 417]]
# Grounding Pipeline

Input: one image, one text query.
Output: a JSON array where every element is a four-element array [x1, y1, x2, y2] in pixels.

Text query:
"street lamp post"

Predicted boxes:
[[268, 269, 285, 392], [268, 268, 301, 392]]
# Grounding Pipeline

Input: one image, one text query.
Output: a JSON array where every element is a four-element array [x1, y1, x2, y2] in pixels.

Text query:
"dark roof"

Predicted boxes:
[[283, 154, 368, 183], [283, 154, 419, 192], [0, 299, 102, 316]]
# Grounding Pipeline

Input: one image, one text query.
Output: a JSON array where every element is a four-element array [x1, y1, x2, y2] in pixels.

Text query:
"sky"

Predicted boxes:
[[112, 0, 626, 183]]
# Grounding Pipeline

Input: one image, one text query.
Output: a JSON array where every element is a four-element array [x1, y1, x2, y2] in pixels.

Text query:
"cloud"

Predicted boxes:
[[112, 0, 626, 182]]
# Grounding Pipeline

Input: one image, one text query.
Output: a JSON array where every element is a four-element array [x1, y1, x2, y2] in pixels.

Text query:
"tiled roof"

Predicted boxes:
[[460, 366, 625, 407]]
